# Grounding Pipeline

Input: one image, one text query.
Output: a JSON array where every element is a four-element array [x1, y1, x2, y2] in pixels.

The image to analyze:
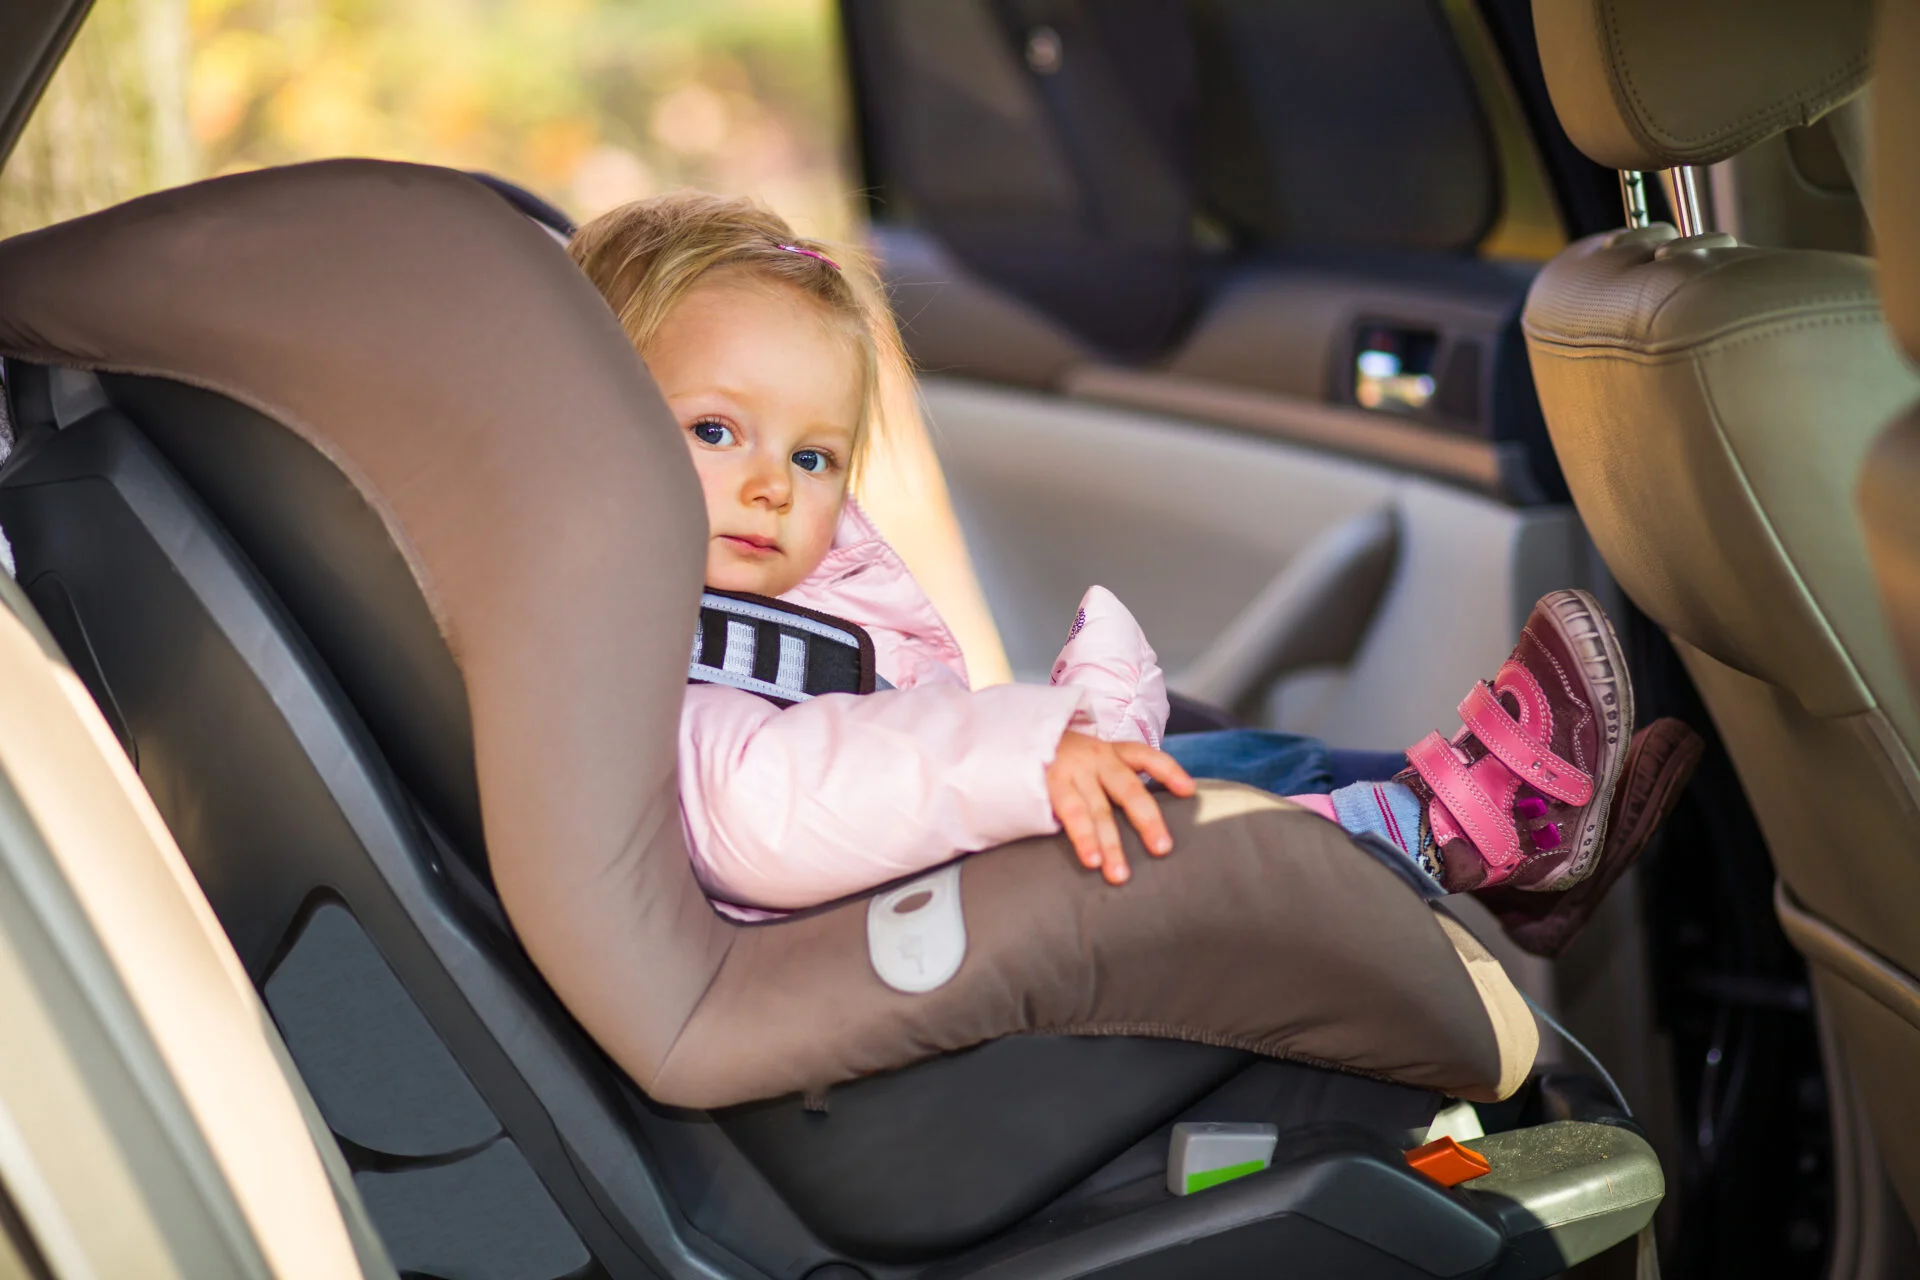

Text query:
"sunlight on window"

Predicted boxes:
[[1, 0, 856, 240]]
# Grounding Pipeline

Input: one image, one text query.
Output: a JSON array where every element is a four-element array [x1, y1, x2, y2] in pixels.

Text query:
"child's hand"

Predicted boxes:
[[1045, 731, 1196, 885]]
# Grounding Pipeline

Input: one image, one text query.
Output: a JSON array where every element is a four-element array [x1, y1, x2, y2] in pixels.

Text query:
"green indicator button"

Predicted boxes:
[[1167, 1122, 1279, 1196], [1184, 1159, 1270, 1195]]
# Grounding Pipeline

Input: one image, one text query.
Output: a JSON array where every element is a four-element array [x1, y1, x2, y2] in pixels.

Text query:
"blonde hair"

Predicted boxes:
[[568, 191, 908, 480]]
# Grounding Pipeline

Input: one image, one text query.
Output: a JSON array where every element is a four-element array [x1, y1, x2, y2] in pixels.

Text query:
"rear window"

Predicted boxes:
[[0, 0, 858, 241]]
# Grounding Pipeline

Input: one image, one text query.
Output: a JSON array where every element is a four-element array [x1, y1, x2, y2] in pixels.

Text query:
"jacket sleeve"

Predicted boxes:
[[1049, 586, 1170, 748], [679, 681, 1086, 911]]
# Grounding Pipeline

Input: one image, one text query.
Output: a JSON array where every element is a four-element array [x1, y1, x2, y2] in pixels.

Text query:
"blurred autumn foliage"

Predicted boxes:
[[0, 0, 856, 239]]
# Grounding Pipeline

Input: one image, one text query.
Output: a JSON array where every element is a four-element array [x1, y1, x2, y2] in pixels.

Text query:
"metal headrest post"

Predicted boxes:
[[1665, 166, 1708, 236], [1619, 171, 1651, 229], [1622, 167, 1707, 236]]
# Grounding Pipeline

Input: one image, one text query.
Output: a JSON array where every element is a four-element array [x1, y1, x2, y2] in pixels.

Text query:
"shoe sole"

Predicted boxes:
[[1483, 719, 1702, 956], [1532, 589, 1634, 888]]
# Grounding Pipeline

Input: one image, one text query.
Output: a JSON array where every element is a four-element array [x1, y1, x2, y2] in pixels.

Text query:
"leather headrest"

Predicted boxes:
[[1876, 0, 1920, 361], [1533, 0, 1872, 171]]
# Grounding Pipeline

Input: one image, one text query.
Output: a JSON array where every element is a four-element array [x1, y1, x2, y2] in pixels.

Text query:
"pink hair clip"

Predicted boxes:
[[775, 242, 841, 270]]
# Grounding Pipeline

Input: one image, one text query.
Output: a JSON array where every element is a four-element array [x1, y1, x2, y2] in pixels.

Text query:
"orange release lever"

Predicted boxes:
[[1405, 1135, 1492, 1188]]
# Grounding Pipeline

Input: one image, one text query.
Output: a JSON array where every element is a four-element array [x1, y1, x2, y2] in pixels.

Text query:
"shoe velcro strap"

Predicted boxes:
[[1457, 681, 1592, 806], [1407, 731, 1522, 868]]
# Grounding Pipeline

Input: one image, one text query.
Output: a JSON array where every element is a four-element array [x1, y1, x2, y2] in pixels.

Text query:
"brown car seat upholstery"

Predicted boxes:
[[1525, 0, 1920, 1220], [0, 161, 1533, 1110]]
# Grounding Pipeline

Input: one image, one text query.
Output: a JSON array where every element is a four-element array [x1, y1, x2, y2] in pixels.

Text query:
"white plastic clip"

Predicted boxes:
[[1423, 1099, 1485, 1145], [867, 864, 967, 994], [1167, 1122, 1279, 1196]]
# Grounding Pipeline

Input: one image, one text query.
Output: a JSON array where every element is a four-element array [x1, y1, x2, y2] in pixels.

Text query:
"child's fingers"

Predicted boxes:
[[1050, 780, 1103, 870], [1118, 742, 1196, 796], [1101, 759, 1173, 856], [1079, 776, 1129, 883]]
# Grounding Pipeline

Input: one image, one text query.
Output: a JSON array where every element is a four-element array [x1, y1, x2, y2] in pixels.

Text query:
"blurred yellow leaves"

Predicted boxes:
[[190, 28, 276, 147], [652, 83, 730, 156], [2, 0, 855, 240]]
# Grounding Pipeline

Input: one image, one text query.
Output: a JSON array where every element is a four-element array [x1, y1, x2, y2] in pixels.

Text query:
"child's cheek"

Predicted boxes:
[[799, 493, 846, 574]]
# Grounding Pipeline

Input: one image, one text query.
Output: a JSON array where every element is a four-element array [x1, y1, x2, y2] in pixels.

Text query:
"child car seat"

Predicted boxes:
[[0, 160, 1657, 1278]]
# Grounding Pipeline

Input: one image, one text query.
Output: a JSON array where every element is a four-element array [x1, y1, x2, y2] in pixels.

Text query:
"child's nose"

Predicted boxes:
[[742, 455, 791, 508]]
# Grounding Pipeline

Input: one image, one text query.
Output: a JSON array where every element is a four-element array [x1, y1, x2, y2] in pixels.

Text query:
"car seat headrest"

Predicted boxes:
[[0, 160, 730, 1078], [1532, 0, 1872, 173], [1875, 0, 1920, 361]]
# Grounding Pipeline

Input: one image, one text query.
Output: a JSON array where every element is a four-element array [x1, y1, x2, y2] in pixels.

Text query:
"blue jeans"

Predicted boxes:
[[1162, 730, 1407, 796]]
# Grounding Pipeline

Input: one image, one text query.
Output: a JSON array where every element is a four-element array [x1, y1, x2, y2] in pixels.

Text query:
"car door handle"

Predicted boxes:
[[1169, 505, 1399, 718]]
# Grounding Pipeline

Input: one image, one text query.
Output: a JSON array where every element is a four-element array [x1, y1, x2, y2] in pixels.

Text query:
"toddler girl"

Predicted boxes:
[[568, 193, 1700, 957]]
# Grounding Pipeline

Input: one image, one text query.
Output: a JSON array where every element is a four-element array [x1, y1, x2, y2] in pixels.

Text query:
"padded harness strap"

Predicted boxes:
[[688, 590, 877, 706]]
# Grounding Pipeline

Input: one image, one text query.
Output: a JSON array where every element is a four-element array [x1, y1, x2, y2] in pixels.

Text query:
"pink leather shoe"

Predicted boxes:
[[1476, 717, 1703, 957], [1399, 590, 1634, 894]]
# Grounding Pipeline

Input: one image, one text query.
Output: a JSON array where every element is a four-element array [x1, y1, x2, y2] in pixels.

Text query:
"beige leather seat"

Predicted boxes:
[[1859, 0, 1920, 1232], [1525, 0, 1920, 1220]]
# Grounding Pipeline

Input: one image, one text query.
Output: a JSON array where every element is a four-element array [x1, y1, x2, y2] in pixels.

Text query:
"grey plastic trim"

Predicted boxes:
[[1169, 505, 1398, 716], [46, 368, 108, 430], [1063, 365, 1531, 499], [928, 1140, 1503, 1280], [264, 901, 503, 1158], [354, 1138, 591, 1280], [0, 562, 67, 666], [1460, 1121, 1663, 1269]]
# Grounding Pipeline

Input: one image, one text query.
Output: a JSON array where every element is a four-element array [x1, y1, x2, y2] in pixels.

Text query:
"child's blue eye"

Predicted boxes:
[[793, 449, 831, 474], [690, 419, 736, 447]]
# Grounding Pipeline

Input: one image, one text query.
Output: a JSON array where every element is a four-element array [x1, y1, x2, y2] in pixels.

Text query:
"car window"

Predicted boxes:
[[0, 0, 857, 241]]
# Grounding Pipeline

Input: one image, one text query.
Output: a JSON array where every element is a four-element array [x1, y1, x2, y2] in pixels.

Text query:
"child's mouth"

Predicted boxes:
[[720, 534, 780, 557]]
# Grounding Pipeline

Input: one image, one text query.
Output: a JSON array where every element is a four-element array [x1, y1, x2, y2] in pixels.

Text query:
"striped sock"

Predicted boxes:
[[1329, 780, 1443, 892]]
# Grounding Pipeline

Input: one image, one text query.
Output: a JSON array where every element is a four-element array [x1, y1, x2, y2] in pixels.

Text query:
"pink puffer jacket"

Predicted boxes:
[[679, 501, 1169, 912]]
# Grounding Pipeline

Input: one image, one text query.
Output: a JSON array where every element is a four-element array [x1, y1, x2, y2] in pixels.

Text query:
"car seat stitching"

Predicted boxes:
[[1526, 309, 1885, 362], [1603, 0, 1868, 155], [1635, 253, 1843, 336], [1693, 310, 1895, 357]]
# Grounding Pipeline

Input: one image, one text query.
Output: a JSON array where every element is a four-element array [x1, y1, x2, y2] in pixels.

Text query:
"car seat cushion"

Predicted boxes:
[[0, 160, 1534, 1109], [659, 783, 1531, 1107]]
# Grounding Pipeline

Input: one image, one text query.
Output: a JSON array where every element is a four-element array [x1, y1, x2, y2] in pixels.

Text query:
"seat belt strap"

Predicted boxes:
[[688, 589, 877, 706]]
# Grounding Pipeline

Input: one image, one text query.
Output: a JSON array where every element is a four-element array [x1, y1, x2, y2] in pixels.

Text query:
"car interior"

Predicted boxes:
[[0, 1, 1917, 1278]]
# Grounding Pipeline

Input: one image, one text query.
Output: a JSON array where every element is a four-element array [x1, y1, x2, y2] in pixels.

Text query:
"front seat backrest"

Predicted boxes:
[[1858, 0, 1920, 1233], [1525, 0, 1920, 1219]]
